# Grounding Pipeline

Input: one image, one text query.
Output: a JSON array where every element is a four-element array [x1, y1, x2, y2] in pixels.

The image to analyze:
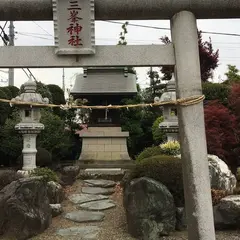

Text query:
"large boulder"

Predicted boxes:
[[214, 195, 240, 229], [208, 155, 237, 193], [47, 181, 65, 204], [0, 177, 52, 240], [60, 165, 80, 186], [124, 177, 176, 239], [50, 204, 63, 217]]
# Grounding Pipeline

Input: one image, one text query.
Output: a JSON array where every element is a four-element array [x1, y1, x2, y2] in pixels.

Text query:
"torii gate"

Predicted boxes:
[[1, 1, 240, 239]]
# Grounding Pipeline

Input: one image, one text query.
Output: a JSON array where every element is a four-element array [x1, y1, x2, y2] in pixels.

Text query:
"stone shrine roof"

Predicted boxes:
[[71, 67, 137, 96]]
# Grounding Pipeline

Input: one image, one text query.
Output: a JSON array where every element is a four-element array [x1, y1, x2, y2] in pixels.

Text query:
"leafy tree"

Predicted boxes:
[[143, 68, 165, 103], [160, 31, 219, 81], [36, 81, 53, 102], [47, 84, 66, 117], [47, 84, 65, 105], [0, 89, 10, 125], [120, 92, 144, 158], [204, 100, 239, 171], [120, 84, 160, 158], [37, 109, 73, 161], [202, 82, 230, 105], [7, 86, 19, 98], [0, 110, 22, 166], [223, 65, 240, 84], [152, 116, 166, 145], [0, 87, 12, 99]]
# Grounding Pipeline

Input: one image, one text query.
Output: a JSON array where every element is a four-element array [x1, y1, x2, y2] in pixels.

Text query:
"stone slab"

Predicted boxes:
[[68, 193, 109, 204], [82, 187, 115, 195], [84, 179, 116, 188], [78, 199, 116, 211], [56, 226, 100, 239], [64, 210, 105, 223]]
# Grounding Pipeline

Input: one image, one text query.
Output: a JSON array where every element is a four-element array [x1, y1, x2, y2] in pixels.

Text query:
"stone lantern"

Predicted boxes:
[[11, 77, 49, 174], [154, 75, 179, 141]]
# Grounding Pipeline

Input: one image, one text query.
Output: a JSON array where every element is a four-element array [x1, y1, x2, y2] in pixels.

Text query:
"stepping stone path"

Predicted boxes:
[[57, 179, 117, 239], [82, 186, 115, 195], [77, 199, 116, 211], [69, 193, 109, 204], [65, 210, 105, 223], [84, 179, 116, 188], [56, 226, 100, 239]]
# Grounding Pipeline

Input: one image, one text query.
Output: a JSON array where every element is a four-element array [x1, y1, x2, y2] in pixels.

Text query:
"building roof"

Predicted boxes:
[[71, 67, 137, 96]]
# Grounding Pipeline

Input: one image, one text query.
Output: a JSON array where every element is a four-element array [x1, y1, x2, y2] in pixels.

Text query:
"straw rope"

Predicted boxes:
[[0, 95, 205, 110]]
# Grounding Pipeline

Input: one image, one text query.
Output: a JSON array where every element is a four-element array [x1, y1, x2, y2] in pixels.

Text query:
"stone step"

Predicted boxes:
[[84, 179, 116, 188], [77, 199, 116, 211], [56, 226, 100, 239], [82, 187, 115, 195], [64, 210, 105, 223], [69, 193, 109, 205]]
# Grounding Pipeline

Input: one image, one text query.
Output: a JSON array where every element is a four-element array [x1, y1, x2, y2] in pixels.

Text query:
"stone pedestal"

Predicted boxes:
[[22, 133, 38, 171], [78, 127, 134, 169], [80, 127, 130, 161]]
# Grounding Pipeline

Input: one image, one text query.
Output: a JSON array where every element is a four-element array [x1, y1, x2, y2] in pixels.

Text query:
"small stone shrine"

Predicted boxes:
[[71, 67, 137, 167], [154, 75, 179, 141], [11, 77, 49, 174]]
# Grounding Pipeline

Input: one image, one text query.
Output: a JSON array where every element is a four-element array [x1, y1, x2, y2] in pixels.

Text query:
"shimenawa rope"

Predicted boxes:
[[0, 95, 205, 110]]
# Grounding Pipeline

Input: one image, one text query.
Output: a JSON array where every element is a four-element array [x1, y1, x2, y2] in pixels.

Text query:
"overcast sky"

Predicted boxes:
[[0, 19, 239, 93]]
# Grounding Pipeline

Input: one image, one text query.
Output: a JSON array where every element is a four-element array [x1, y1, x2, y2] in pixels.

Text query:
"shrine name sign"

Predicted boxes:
[[52, 0, 95, 55]]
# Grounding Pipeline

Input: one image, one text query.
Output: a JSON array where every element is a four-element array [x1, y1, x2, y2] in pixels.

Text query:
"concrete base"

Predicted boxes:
[[78, 160, 135, 169], [17, 170, 31, 177], [79, 127, 131, 161]]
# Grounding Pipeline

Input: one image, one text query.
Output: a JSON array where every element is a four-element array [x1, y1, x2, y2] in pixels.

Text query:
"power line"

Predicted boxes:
[[26, 68, 37, 82], [104, 20, 240, 37], [22, 68, 29, 78], [17, 31, 52, 36], [0, 21, 9, 45], [16, 32, 52, 40], [32, 21, 53, 36]]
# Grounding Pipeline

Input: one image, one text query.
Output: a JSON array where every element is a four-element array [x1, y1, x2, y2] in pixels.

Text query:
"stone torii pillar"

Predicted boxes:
[[171, 11, 215, 240]]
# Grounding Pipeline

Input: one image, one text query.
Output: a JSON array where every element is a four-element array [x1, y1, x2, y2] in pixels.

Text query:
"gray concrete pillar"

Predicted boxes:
[[171, 11, 216, 240]]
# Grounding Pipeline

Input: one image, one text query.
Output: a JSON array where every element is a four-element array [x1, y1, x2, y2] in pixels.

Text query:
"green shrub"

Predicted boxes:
[[0, 170, 23, 191], [29, 167, 58, 182], [126, 155, 184, 207], [7, 86, 20, 98], [136, 146, 163, 162], [0, 86, 12, 99], [160, 140, 181, 156]]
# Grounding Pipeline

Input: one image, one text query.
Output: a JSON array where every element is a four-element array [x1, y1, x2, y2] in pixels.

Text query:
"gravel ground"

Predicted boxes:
[[8, 180, 240, 240]]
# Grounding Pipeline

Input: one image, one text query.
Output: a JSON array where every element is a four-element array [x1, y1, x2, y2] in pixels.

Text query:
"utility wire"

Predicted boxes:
[[16, 32, 52, 40], [0, 21, 9, 45], [32, 21, 53, 36], [22, 69, 30, 78], [0, 24, 38, 83], [104, 20, 240, 37], [26, 68, 37, 82], [14, 32, 240, 49]]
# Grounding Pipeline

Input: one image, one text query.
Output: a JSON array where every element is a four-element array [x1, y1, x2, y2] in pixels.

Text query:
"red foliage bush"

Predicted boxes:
[[228, 84, 240, 121], [204, 100, 239, 170]]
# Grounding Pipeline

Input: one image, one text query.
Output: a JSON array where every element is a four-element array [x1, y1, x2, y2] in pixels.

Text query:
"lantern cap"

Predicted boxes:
[[23, 76, 37, 93]]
